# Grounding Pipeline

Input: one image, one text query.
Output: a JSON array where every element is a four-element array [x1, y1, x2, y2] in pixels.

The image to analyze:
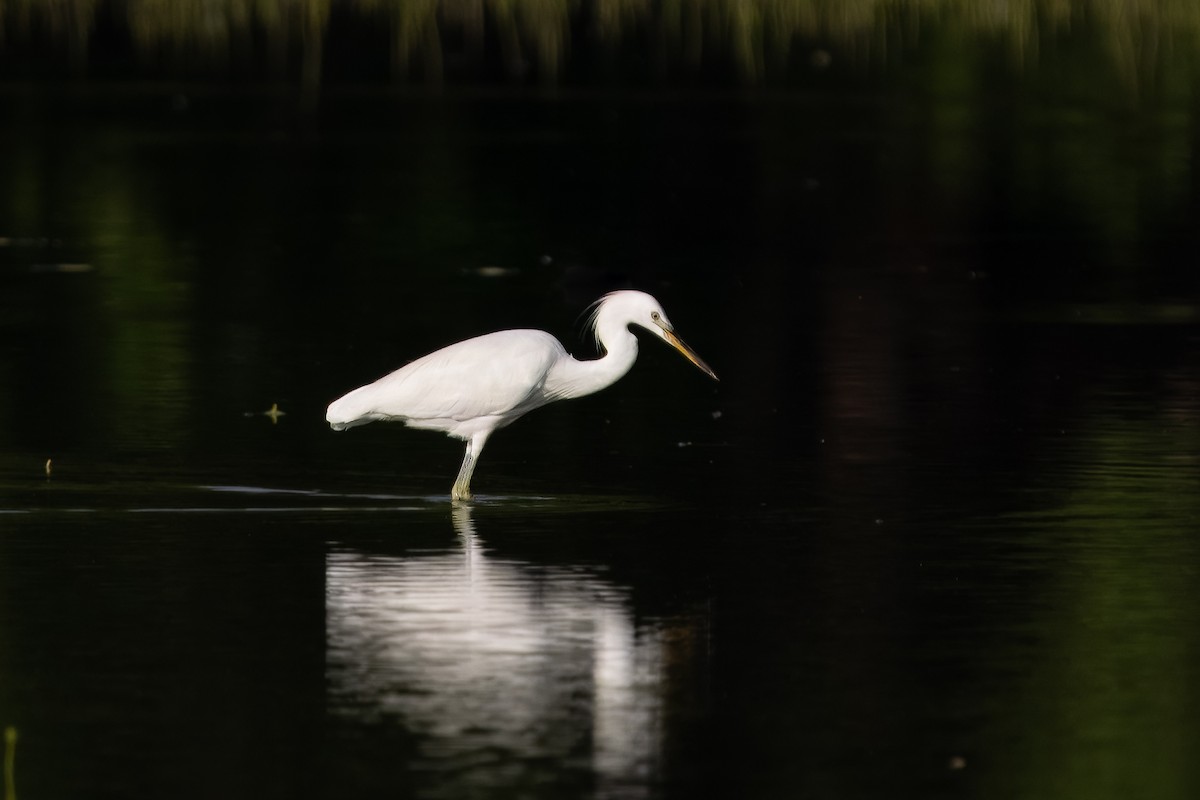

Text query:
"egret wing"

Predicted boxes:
[[328, 330, 565, 427]]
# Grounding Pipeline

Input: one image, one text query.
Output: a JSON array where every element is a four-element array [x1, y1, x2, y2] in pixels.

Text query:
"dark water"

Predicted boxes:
[[2, 74, 1200, 799]]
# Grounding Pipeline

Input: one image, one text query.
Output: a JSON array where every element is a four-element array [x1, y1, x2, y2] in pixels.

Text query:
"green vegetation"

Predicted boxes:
[[0, 0, 1198, 90]]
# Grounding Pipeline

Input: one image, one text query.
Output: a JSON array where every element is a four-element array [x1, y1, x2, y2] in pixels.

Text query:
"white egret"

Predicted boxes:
[[326, 290, 718, 501]]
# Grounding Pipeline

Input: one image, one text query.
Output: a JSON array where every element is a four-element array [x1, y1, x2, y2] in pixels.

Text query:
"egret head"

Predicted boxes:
[[588, 290, 719, 380]]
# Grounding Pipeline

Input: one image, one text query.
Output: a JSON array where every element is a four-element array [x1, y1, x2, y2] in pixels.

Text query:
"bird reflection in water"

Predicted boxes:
[[325, 506, 666, 793]]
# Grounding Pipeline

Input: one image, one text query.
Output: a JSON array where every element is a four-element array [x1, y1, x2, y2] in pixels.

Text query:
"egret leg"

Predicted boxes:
[[451, 432, 490, 502]]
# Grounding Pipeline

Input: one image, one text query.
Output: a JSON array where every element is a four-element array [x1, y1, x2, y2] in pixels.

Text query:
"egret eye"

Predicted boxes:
[[650, 311, 661, 322]]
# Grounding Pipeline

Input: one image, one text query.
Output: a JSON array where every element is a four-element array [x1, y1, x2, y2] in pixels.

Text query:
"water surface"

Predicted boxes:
[[2, 56, 1199, 800]]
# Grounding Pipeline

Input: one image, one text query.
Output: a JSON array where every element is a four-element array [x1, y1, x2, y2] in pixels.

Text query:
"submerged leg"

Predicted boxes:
[[451, 431, 490, 502]]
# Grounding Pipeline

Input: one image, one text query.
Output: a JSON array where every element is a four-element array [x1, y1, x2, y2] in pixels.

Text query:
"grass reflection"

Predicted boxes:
[[3, 0, 1199, 88], [986, 397, 1200, 800]]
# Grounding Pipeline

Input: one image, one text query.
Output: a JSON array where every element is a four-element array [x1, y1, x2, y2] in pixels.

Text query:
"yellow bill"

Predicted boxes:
[[662, 329, 719, 381]]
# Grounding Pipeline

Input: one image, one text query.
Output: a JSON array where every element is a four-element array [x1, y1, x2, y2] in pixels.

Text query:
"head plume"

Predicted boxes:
[[580, 292, 621, 353]]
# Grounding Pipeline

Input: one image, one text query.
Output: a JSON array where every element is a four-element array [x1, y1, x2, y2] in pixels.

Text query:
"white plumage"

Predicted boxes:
[[326, 290, 717, 500]]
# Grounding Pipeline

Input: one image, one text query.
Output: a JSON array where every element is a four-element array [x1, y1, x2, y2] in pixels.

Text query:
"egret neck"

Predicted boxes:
[[545, 313, 640, 401]]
